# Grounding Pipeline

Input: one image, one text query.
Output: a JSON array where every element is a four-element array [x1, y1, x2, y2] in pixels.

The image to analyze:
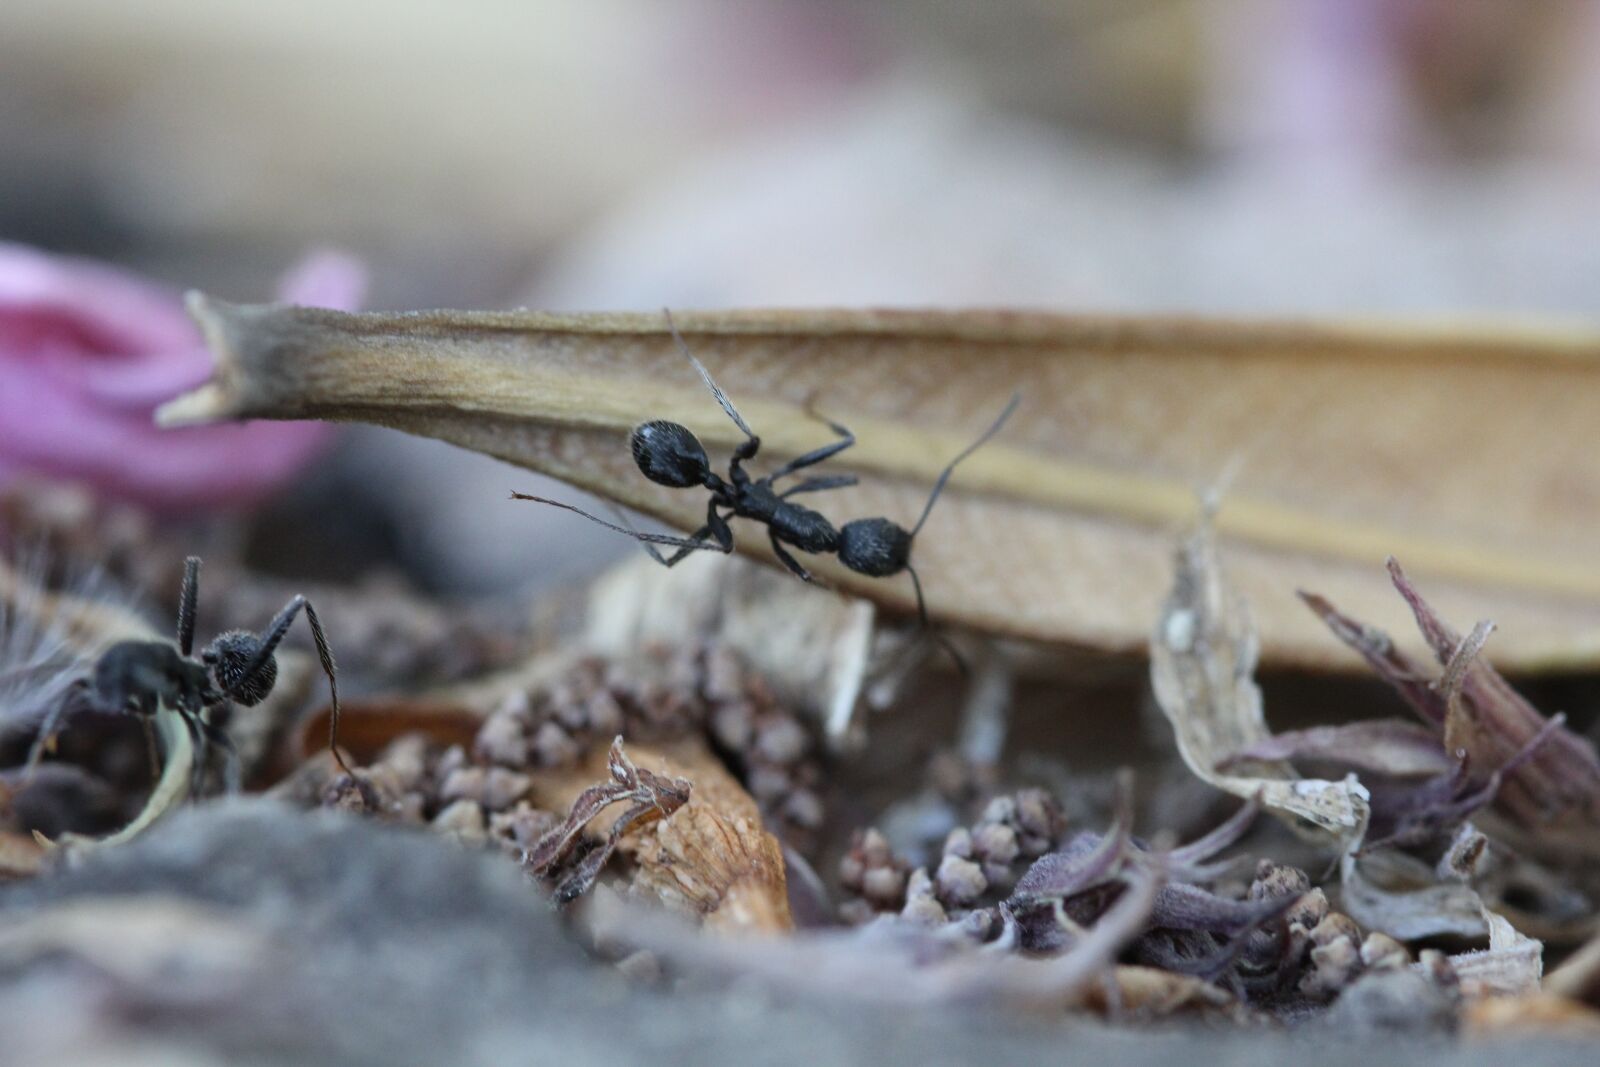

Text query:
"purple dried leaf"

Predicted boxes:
[[525, 736, 692, 895], [554, 801, 656, 902], [1167, 795, 1261, 870], [1224, 721, 1453, 779], [1298, 589, 1445, 726], [1148, 882, 1297, 936], [1304, 564, 1600, 831], [524, 781, 629, 873], [1387, 558, 1600, 827]]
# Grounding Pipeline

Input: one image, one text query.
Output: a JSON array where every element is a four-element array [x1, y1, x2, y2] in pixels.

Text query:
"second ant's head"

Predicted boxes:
[[837, 517, 913, 578], [203, 631, 277, 706], [631, 419, 712, 488]]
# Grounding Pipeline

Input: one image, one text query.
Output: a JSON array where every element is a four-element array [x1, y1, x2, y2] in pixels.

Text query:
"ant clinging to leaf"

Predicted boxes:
[[512, 311, 1020, 654]]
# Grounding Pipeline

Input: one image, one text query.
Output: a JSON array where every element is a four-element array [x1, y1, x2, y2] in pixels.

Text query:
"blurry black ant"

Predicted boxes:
[[513, 311, 1020, 641], [26, 556, 348, 796]]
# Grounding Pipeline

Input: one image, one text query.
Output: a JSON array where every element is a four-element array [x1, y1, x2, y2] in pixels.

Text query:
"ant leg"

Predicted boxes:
[[768, 531, 816, 583], [907, 565, 969, 677], [140, 716, 161, 785], [201, 715, 242, 794], [766, 413, 855, 482], [177, 556, 201, 656], [20, 678, 92, 782], [614, 499, 729, 572], [227, 595, 351, 775], [180, 708, 209, 798], [780, 473, 858, 499], [301, 600, 350, 777], [511, 493, 734, 561]]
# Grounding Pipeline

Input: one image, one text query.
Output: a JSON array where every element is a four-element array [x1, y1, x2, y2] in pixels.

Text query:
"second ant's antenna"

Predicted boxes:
[[911, 392, 1021, 537], [663, 308, 757, 442]]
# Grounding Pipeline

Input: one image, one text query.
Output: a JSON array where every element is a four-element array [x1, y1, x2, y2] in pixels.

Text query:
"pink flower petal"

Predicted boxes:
[[0, 244, 368, 513]]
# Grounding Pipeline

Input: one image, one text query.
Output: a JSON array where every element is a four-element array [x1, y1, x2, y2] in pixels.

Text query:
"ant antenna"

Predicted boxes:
[[911, 392, 1021, 537], [177, 556, 200, 656], [509, 492, 727, 554], [663, 308, 757, 442]]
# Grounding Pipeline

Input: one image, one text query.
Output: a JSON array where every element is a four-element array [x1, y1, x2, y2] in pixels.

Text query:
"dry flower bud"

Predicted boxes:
[[480, 768, 533, 811], [474, 711, 528, 767], [943, 827, 974, 860], [754, 718, 808, 765], [376, 735, 431, 792], [489, 802, 557, 853], [859, 829, 894, 866], [781, 789, 825, 830], [439, 767, 488, 807], [584, 689, 625, 736], [1285, 887, 1330, 932], [434, 744, 468, 781], [432, 798, 487, 844], [532, 721, 580, 767], [1309, 913, 1362, 949], [863, 865, 908, 907], [1302, 936, 1362, 1000], [901, 868, 947, 926], [1359, 932, 1411, 971], [1249, 861, 1311, 901], [972, 822, 1020, 869], [838, 853, 866, 891], [322, 773, 388, 816], [935, 854, 987, 907], [710, 702, 754, 751], [1011, 788, 1066, 851]]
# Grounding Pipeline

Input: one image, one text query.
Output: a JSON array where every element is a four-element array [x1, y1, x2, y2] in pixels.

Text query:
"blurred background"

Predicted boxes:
[[5, 0, 1600, 597]]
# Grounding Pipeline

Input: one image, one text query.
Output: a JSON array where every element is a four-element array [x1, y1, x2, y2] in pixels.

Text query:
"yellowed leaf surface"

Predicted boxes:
[[161, 300, 1600, 669]]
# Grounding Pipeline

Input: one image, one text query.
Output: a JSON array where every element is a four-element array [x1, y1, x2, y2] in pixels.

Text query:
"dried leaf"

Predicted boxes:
[[528, 737, 791, 932], [1223, 720, 1453, 779], [1308, 560, 1600, 831], [1546, 930, 1600, 1006], [1150, 515, 1369, 843], [162, 300, 1600, 669], [1463, 993, 1600, 1039]]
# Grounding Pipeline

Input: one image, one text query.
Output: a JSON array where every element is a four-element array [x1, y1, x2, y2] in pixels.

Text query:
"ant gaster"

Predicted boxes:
[[27, 556, 349, 794], [513, 311, 1020, 633]]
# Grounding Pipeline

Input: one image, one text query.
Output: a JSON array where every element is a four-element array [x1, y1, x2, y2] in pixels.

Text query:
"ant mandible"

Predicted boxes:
[[512, 311, 1020, 632], [26, 556, 350, 795]]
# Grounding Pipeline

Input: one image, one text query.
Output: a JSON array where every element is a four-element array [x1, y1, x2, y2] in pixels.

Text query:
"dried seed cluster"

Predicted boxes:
[[472, 645, 827, 853], [839, 788, 1068, 924]]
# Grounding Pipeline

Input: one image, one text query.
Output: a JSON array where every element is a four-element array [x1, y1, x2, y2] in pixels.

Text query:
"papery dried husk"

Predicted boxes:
[[163, 299, 1600, 670], [1463, 993, 1600, 1039], [1546, 929, 1600, 1007], [0, 830, 44, 878], [1079, 965, 1245, 1021], [531, 737, 790, 933], [1150, 513, 1369, 843], [585, 553, 872, 745]]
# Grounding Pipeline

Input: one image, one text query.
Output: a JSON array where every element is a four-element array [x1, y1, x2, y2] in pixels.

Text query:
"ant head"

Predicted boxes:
[[203, 630, 276, 706], [631, 420, 711, 488], [838, 517, 914, 578]]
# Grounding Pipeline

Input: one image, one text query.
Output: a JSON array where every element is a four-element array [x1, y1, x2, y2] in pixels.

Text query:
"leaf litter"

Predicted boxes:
[[9, 328, 1600, 1041]]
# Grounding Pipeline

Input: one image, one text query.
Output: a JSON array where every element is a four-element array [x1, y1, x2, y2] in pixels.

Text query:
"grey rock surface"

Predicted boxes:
[[0, 800, 1588, 1066]]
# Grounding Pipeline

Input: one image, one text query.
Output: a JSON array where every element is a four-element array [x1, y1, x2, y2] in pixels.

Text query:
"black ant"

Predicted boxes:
[[25, 556, 348, 796], [512, 312, 1020, 637]]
